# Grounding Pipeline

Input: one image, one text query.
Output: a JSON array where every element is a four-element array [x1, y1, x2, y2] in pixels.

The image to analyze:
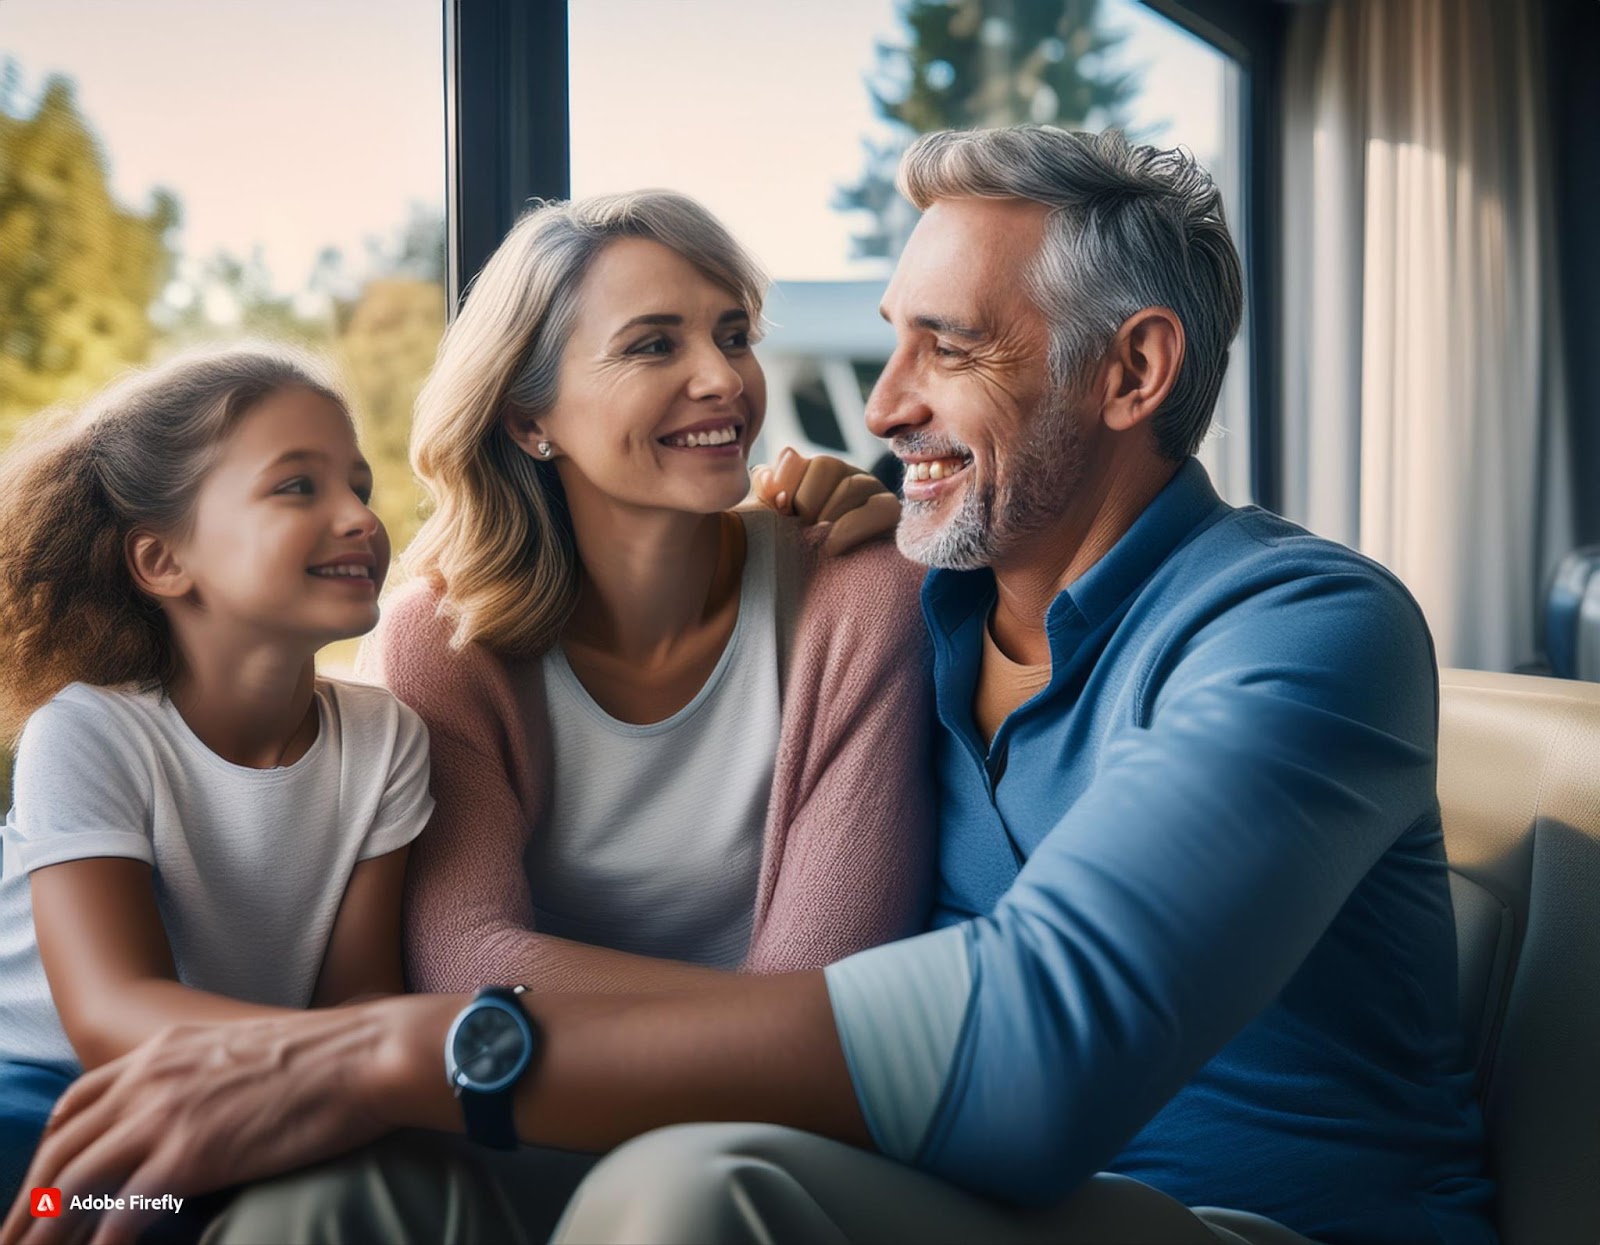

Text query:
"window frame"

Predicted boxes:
[[445, 0, 570, 310], [446, 0, 1284, 507], [1139, 0, 1286, 511]]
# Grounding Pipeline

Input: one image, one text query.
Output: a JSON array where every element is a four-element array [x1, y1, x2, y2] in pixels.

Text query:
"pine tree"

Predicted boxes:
[[0, 68, 178, 438], [838, 0, 1137, 260]]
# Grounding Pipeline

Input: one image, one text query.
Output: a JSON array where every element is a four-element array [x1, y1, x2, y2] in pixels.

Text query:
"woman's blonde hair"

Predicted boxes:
[[405, 190, 769, 657], [0, 346, 345, 742]]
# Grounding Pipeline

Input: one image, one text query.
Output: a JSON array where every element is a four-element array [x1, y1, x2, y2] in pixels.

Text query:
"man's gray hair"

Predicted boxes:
[[898, 126, 1244, 461]]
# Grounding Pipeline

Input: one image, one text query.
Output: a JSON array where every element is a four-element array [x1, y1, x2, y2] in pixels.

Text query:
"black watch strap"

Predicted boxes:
[[460, 1083, 519, 1150], [456, 985, 533, 1151]]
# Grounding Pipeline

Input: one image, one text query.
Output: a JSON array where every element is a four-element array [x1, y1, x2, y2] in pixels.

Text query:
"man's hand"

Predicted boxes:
[[0, 1004, 426, 1245], [749, 448, 900, 554], [0, 976, 865, 1244]]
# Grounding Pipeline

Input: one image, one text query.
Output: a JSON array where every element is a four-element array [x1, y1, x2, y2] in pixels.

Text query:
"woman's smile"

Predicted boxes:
[[658, 417, 746, 456]]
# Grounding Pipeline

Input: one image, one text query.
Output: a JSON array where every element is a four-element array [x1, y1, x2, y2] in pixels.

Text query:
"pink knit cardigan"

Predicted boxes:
[[373, 516, 936, 990]]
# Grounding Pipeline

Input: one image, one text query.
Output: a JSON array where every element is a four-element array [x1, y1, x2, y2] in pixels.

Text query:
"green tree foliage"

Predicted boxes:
[[0, 69, 178, 438], [310, 268, 446, 672], [335, 276, 446, 557], [142, 213, 446, 588], [838, 0, 1137, 259], [0, 60, 447, 755], [326, 206, 447, 572], [162, 248, 333, 349], [173, 207, 446, 556]]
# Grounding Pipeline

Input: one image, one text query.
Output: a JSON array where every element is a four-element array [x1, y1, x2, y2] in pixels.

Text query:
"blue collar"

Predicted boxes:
[[921, 457, 1230, 653]]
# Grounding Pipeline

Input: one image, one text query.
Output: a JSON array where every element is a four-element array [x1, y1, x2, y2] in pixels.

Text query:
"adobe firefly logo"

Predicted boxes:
[[29, 1187, 61, 1218]]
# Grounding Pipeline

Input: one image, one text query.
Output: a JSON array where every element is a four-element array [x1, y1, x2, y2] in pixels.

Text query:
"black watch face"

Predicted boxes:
[[451, 1005, 528, 1091]]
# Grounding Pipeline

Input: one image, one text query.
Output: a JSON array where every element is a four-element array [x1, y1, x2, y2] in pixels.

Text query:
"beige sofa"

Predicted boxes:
[[1441, 668, 1600, 1243], [0, 670, 1591, 1241]]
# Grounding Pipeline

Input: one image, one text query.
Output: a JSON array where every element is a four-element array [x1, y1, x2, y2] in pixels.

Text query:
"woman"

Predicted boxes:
[[376, 190, 934, 992]]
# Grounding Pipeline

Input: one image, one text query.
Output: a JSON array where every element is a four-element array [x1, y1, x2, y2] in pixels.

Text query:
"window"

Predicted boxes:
[[567, 0, 1251, 500], [1096, 0, 1251, 502], [0, 0, 447, 666]]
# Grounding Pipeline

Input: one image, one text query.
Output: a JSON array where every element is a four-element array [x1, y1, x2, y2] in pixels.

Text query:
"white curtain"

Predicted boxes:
[[1279, 0, 1570, 672]]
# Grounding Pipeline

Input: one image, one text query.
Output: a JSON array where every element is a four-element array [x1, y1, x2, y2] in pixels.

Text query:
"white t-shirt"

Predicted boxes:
[[532, 509, 783, 968], [0, 677, 432, 1068]]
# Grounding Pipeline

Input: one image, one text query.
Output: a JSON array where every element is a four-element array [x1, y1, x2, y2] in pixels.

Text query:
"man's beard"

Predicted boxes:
[[895, 390, 1085, 571]]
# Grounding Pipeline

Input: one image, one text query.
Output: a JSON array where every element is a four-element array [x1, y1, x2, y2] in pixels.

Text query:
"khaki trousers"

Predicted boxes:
[[206, 1123, 1316, 1245]]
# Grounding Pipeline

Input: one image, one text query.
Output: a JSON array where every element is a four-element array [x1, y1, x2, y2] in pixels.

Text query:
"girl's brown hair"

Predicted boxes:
[[0, 346, 343, 741]]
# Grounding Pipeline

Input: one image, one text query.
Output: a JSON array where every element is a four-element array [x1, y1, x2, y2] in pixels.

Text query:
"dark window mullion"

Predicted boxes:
[[1140, 0, 1286, 512], [445, 0, 570, 314]]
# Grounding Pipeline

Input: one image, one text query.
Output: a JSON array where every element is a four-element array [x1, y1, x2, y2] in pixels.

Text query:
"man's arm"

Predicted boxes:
[[2, 976, 865, 1245], [823, 566, 1442, 1203], [374, 974, 869, 1150], [4, 568, 1435, 1239]]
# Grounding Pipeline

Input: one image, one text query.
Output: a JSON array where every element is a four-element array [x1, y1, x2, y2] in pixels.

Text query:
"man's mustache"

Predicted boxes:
[[892, 432, 972, 460]]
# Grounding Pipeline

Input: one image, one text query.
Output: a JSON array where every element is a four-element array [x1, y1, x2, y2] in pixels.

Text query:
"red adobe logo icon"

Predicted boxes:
[[30, 1188, 62, 1218]]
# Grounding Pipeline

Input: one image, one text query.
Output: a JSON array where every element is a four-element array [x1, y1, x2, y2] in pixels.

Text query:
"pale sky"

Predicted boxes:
[[1, 0, 445, 298], [0, 0, 1230, 290], [569, 0, 1227, 280]]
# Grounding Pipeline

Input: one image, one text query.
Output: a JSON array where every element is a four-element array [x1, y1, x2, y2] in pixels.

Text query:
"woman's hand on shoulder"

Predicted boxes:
[[748, 449, 900, 555]]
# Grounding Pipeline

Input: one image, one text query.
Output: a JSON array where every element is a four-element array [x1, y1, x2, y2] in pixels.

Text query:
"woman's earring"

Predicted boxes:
[[536, 440, 553, 459]]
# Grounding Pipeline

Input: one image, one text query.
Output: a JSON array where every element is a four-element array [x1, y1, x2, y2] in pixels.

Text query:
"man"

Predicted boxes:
[[3, 127, 1493, 1245]]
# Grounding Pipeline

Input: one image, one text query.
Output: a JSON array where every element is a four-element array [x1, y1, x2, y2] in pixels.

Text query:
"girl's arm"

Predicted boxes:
[[30, 858, 291, 1070], [36, 827, 411, 1072], [310, 845, 409, 1006]]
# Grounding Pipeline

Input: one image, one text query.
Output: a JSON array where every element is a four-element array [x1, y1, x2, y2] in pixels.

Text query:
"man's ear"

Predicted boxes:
[[126, 530, 193, 602], [1102, 307, 1185, 435]]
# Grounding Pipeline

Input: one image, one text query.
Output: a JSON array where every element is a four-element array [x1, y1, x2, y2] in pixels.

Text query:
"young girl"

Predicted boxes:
[[0, 349, 433, 1207]]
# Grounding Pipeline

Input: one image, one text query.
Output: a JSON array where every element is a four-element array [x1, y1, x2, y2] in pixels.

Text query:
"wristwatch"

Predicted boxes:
[[444, 985, 538, 1149]]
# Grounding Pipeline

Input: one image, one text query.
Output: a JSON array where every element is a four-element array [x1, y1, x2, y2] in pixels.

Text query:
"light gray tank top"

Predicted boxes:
[[531, 513, 782, 967]]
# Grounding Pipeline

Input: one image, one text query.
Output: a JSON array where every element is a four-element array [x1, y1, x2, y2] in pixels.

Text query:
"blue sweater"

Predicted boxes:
[[825, 460, 1495, 1244]]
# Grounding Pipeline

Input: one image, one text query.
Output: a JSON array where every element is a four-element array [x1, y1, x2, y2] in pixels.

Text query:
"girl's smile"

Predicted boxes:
[[162, 386, 390, 644]]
